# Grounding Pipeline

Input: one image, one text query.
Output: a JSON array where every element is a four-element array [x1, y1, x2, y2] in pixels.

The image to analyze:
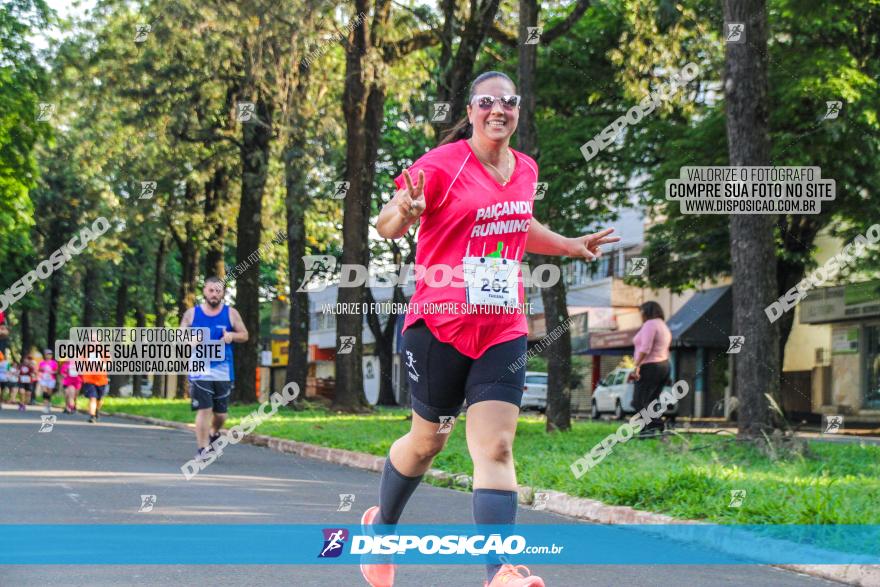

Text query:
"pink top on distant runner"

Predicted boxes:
[[60, 361, 82, 385], [633, 318, 672, 364], [39, 359, 59, 376], [395, 139, 539, 359]]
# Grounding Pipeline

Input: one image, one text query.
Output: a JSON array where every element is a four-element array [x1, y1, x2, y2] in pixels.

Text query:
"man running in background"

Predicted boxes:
[[180, 277, 248, 461], [81, 344, 109, 423]]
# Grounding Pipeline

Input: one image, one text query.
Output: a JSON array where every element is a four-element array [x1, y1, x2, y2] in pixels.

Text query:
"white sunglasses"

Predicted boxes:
[[470, 94, 521, 110]]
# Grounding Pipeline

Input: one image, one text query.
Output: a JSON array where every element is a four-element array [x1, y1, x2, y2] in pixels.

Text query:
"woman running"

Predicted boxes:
[[0, 350, 10, 407], [364, 71, 620, 587], [17, 355, 36, 409], [7, 356, 22, 410], [38, 349, 59, 414], [60, 359, 83, 414]]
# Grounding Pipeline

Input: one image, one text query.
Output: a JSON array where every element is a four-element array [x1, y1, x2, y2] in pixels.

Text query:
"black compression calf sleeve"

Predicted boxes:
[[473, 488, 518, 582], [377, 456, 423, 526]]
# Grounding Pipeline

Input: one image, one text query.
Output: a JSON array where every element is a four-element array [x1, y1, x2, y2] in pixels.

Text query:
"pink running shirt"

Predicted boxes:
[[395, 139, 538, 359], [39, 359, 59, 377], [61, 361, 82, 386]]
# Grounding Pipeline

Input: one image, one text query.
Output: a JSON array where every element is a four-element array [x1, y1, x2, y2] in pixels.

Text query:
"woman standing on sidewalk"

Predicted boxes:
[[631, 301, 673, 437], [363, 70, 620, 587]]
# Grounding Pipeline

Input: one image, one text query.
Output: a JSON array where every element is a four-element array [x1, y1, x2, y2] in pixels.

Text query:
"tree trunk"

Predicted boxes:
[[539, 256, 573, 431], [335, 0, 375, 412], [775, 217, 822, 398], [133, 306, 146, 397], [109, 276, 129, 397], [724, 0, 778, 437], [284, 134, 310, 406], [46, 267, 61, 349], [175, 184, 201, 401], [438, 0, 502, 123], [517, 0, 539, 156], [82, 264, 98, 327], [177, 184, 202, 322], [365, 286, 404, 406], [233, 95, 273, 404], [204, 165, 229, 280], [154, 234, 169, 398], [20, 307, 32, 358], [517, 0, 572, 432]]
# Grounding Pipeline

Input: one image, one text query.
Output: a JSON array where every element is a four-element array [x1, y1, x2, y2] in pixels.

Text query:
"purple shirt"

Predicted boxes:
[[633, 318, 671, 364]]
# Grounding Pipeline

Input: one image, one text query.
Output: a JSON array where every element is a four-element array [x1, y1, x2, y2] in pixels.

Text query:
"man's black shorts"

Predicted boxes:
[[190, 380, 232, 413], [82, 383, 108, 399], [402, 319, 526, 423]]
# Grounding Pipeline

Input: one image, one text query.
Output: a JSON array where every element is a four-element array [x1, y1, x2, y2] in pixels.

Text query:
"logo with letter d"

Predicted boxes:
[[319, 528, 349, 558]]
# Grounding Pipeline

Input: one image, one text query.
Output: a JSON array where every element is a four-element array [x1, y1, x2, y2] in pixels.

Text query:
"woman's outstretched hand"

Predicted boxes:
[[393, 169, 426, 220], [566, 227, 621, 261]]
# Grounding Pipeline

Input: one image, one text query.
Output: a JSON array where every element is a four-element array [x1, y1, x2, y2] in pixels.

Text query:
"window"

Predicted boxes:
[[525, 375, 547, 385], [612, 370, 626, 385], [601, 371, 616, 386], [313, 312, 335, 330]]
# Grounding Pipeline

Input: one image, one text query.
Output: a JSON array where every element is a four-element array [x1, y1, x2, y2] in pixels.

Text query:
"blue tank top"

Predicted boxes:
[[190, 305, 234, 382]]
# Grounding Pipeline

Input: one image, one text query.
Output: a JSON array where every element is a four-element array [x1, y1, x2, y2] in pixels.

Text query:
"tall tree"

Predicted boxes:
[[724, 0, 777, 436], [279, 0, 334, 405], [631, 0, 879, 395], [334, 2, 434, 411], [509, 0, 596, 431], [0, 0, 51, 347]]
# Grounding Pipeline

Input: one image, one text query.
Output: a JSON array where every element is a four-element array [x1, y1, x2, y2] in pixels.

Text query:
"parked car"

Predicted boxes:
[[521, 371, 547, 412], [590, 367, 678, 420]]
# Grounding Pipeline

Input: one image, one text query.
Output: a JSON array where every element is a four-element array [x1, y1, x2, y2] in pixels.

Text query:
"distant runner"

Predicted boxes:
[[60, 360, 83, 414], [37, 349, 59, 414], [0, 351, 9, 408], [180, 277, 248, 462], [81, 342, 109, 424], [17, 355, 36, 409]]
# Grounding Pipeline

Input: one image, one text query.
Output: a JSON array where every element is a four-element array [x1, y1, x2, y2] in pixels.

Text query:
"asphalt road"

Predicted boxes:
[[0, 404, 840, 587]]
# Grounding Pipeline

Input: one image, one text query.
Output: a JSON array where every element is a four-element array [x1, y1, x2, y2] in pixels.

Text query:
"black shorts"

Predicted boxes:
[[18, 382, 34, 393], [190, 380, 232, 413], [402, 320, 526, 422], [83, 383, 108, 399]]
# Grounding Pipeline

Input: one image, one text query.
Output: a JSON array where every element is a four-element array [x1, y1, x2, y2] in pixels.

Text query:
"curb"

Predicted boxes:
[[108, 411, 875, 586]]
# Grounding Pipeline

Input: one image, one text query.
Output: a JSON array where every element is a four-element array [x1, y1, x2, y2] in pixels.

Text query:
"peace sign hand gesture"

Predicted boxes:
[[394, 169, 426, 220], [566, 227, 621, 261]]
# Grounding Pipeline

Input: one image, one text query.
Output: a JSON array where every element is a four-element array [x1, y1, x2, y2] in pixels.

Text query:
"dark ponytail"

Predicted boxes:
[[438, 70, 516, 146], [438, 117, 473, 146]]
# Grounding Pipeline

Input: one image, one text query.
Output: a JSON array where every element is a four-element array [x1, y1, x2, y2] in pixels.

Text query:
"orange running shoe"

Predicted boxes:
[[484, 564, 545, 586], [359, 505, 396, 587]]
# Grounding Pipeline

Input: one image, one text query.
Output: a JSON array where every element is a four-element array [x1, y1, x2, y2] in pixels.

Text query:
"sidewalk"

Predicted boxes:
[[575, 414, 880, 443]]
